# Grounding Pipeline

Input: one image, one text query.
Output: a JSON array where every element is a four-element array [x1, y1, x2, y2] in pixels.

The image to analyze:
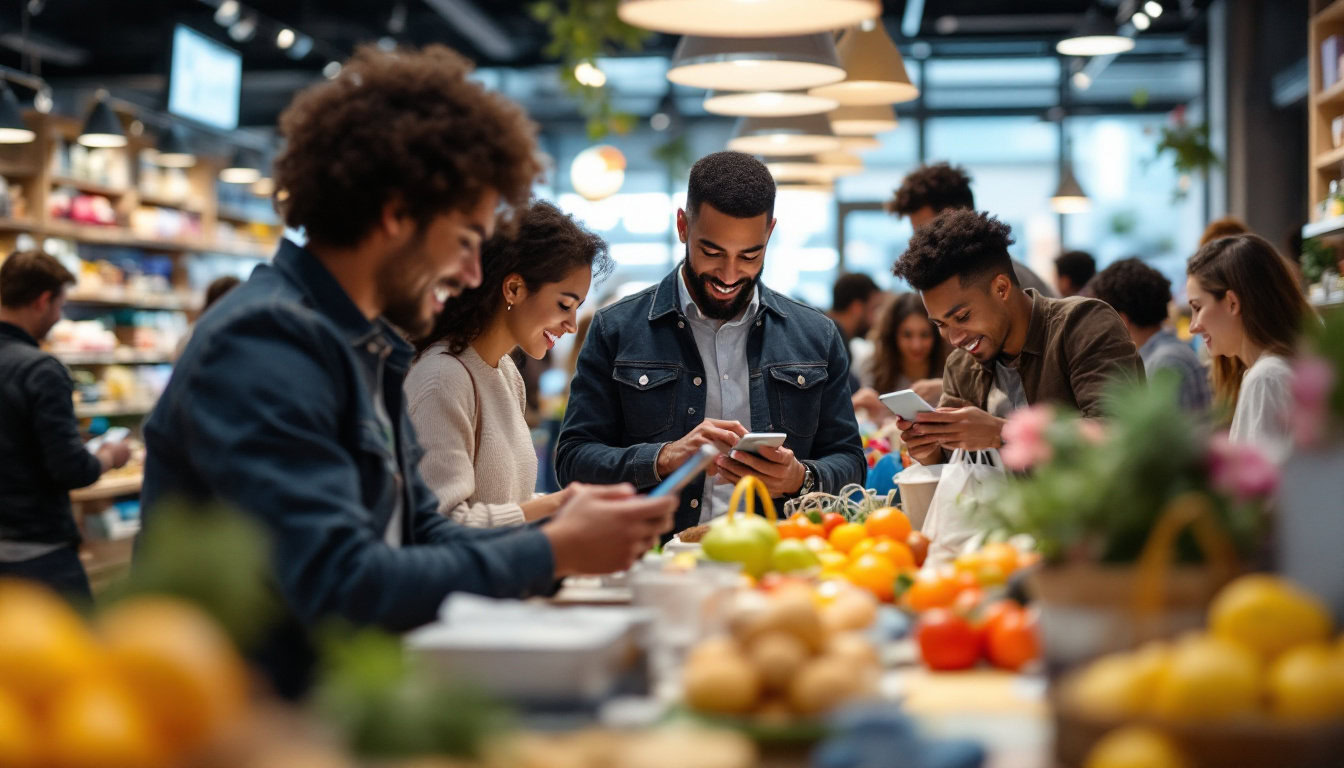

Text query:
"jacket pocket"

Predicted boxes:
[[768, 363, 829, 438], [612, 363, 680, 438]]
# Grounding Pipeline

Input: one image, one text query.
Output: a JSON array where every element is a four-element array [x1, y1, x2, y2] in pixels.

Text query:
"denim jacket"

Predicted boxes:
[[556, 267, 866, 533], [141, 240, 556, 697]]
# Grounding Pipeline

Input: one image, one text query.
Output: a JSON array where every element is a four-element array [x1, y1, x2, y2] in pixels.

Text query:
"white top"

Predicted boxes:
[[405, 344, 538, 527], [1229, 353, 1294, 464]]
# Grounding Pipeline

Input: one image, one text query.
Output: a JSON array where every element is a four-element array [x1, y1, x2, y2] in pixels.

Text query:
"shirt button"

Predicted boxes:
[[678, 321, 685, 329], [693, 376, 703, 386], [722, 374, 729, 380], [366, 342, 379, 354], [797, 374, 806, 386], [756, 320, 762, 327], [638, 374, 649, 386], [690, 499, 700, 509], [688, 407, 696, 415]]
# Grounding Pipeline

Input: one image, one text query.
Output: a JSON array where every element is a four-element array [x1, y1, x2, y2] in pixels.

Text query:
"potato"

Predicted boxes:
[[788, 656, 860, 716], [684, 653, 760, 715], [747, 631, 810, 693]]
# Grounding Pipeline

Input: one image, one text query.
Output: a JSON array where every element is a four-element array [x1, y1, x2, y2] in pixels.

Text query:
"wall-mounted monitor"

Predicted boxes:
[[168, 25, 241, 131]]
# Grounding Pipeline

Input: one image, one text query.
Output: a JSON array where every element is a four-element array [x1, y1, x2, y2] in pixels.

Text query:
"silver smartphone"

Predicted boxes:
[[879, 389, 935, 422], [732, 431, 787, 458], [649, 444, 720, 498]]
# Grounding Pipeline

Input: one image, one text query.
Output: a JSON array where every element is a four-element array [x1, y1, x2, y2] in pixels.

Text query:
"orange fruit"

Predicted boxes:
[[979, 542, 1019, 576], [99, 597, 249, 755], [828, 523, 867, 554], [903, 571, 960, 612], [867, 538, 916, 571], [864, 507, 912, 542], [46, 676, 166, 768], [0, 579, 101, 711], [0, 688, 39, 768], [848, 537, 881, 562], [802, 535, 831, 554], [953, 551, 984, 574], [845, 554, 900, 602]]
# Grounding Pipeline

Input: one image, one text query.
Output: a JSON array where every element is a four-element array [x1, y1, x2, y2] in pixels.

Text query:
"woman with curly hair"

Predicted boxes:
[[406, 200, 612, 527]]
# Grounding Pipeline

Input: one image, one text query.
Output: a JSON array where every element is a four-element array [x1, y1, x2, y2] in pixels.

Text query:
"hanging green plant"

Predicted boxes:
[[531, 0, 653, 140], [1302, 236, 1338, 287], [652, 132, 694, 182], [1150, 104, 1219, 202]]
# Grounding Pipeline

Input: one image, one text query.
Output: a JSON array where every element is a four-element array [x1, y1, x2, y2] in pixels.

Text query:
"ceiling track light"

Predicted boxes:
[[1131, 11, 1151, 31], [1144, 1, 1164, 18]]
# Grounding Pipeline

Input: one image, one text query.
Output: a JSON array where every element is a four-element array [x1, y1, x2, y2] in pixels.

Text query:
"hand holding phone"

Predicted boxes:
[[649, 444, 720, 498], [731, 431, 787, 459], [879, 389, 935, 423]]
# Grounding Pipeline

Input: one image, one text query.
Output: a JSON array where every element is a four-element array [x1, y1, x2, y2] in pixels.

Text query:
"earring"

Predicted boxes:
[[507, 303, 513, 311]]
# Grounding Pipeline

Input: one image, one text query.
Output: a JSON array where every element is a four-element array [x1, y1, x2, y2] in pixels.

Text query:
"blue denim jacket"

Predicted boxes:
[[556, 267, 866, 533], [141, 240, 555, 697]]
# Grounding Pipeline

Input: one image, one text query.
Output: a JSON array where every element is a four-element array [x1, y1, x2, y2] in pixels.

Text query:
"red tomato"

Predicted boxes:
[[903, 571, 959, 612], [821, 513, 847, 536], [905, 531, 930, 568], [951, 587, 985, 617], [915, 609, 981, 671], [985, 606, 1039, 671], [977, 599, 1021, 636]]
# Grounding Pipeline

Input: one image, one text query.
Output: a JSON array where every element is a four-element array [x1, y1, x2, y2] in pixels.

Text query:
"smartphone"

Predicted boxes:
[[649, 444, 720, 498], [85, 426, 130, 453], [732, 432, 787, 458], [879, 389, 936, 422]]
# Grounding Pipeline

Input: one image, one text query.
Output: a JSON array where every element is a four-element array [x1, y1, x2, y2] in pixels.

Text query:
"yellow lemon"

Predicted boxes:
[[46, 676, 167, 768], [1209, 575, 1331, 660], [1084, 726, 1189, 768], [1267, 644, 1344, 722], [1151, 634, 1260, 722], [0, 687, 39, 768], [1067, 644, 1169, 719], [0, 579, 101, 711]]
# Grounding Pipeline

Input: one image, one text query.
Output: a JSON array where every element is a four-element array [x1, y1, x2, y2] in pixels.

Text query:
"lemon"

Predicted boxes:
[[1209, 575, 1331, 660], [1084, 726, 1189, 768], [46, 676, 167, 768], [1151, 634, 1260, 722], [1067, 645, 1167, 719], [0, 687, 39, 768], [0, 579, 101, 710], [1267, 644, 1344, 721]]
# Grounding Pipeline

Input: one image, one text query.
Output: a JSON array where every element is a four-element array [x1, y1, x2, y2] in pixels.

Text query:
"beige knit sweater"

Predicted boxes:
[[404, 343, 538, 527]]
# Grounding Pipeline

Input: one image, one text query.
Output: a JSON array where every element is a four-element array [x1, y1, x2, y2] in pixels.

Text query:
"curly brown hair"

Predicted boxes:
[[273, 44, 543, 248], [886, 162, 975, 217], [868, 292, 947, 394], [418, 200, 612, 354], [894, 209, 1017, 291]]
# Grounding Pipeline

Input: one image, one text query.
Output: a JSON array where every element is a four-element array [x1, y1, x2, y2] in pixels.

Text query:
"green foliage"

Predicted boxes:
[[104, 501, 278, 650], [312, 626, 513, 759], [1305, 307, 1344, 429], [531, 0, 652, 139], [1302, 236, 1338, 286], [652, 133, 694, 182]]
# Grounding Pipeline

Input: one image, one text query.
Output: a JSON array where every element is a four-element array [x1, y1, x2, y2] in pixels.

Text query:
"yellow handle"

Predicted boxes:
[[726, 475, 778, 524], [1131, 490, 1239, 619]]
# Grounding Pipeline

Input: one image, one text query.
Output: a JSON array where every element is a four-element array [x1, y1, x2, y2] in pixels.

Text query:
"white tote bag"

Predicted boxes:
[[921, 449, 1007, 567]]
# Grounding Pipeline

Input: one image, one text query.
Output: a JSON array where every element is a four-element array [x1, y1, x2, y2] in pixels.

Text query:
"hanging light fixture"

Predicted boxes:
[[703, 90, 837, 118], [815, 150, 863, 177], [0, 82, 34, 144], [155, 125, 196, 168], [618, 0, 878, 38], [809, 23, 919, 106], [1050, 163, 1091, 214], [829, 104, 897, 136], [764, 156, 833, 184], [219, 147, 262, 184], [667, 34, 845, 92], [727, 113, 840, 156], [776, 180, 834, 194], [77, 97, 127, 148], [1056, 6, 1135, 57], [837, 135, 881, 152]]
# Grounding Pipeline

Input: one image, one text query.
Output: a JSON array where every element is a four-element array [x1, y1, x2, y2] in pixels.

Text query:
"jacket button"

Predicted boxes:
[[688, 407, 696, 415], [638, 374, 649, 386], [690, 499, 699, 509], [796, 374, 806, 386], [693, 376, 702, 386], [678, 321, 685, 329], [366, 342, 380, 354], [756, 320, 762, 327]]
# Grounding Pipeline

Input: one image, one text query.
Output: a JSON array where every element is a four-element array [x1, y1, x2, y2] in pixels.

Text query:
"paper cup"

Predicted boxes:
[[896, 468, 942, 530]]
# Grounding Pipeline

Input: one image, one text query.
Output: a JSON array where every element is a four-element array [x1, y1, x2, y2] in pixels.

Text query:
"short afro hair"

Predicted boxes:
[[832, 272, 880, 312], [1054, 250, 1097, 289], [886, 162, 974, 217], [1089, 257, 1172, 328], [894, 209, 1017, 292], [274, 44, 543, 248], [686, 151, 775, 222]]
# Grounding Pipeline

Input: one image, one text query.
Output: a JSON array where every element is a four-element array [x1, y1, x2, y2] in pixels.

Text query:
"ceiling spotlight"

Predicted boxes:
[[323, 61, 342, 79], [287, 34, 313, 59], [617, 0, 879, 38], [276, 28, 295, 49], [214, 0, 240, 26], [1144, 1, 1163, 18], [33, 86, 52, 114], [77, 98, 127, 148], [228, 14, 257, 43], [1057, 7, 1135, 57], [1071, 71, 1092, 90], [1131, 11, 1151, 31]]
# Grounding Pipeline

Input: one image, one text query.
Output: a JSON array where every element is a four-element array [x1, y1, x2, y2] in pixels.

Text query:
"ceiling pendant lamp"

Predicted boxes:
[[703, 90, 838, 118], [764, 156, 834, 184], [815, 150, 863, 177], [837, 135, 881, 152], [667, 34, 845, 92], [829, 104, 897, 136], [618, 0, 879, 38], [776, 180, 835, 194], [156, 125, 196, 168], [809, 23, 919, 106], [77, 97, 127, 148], [0, 83, 34, 144], [219, 147, 262, 184], [727, 113, 841, 156], [1056, 6, 1135, 57], [1050, 162, 1091, 214]]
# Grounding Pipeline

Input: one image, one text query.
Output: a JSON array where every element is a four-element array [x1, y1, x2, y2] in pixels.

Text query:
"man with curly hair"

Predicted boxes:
[[892, 210, 1143, 466], [140, 45, 675, 697], [1090, 257, 1211, 413], [888, 162, 1056, 298]]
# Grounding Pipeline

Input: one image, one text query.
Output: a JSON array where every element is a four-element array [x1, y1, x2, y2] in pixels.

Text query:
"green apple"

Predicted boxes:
[[771, 539, 821, 573], [701, 513, 780, 577]]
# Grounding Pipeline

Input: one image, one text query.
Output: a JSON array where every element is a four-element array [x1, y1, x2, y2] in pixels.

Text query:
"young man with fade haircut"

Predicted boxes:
[[887, 162, 1056, 298], [892, 210, 1144, 466], [1090, 257, 1211, 414], [1053, 249, 1097, 297], [140, 45, 675, 697], [0, 250, 132, 601], [557, 151, 866, 533]]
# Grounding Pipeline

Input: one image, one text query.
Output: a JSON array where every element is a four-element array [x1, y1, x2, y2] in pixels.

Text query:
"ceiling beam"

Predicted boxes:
[[420, 0, 520, 61]]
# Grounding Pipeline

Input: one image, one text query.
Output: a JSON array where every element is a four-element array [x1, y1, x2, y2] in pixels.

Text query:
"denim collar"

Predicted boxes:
[[676, 263, 760, 327], [270, 239, 414, 372], [1139, 328, 1176, 358], [648, 262, 788, 322], [0, 321, 38, 348]]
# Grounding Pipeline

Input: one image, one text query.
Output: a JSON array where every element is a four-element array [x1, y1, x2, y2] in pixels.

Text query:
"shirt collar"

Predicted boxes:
[[676, 264, 760, 326], [1019, 288, 1048, 356], [1139, 328, 1174, 357], [0, 321, 38, 348]]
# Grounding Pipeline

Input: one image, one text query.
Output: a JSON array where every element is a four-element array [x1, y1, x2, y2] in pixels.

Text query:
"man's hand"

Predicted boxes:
[[896, 416, 945, 466], [714, 444, 806, 498], [656, 418, 748, 478], [903, 407, 1006, 454], [544, 484, 678, 577], [97, 441, 131, 472]]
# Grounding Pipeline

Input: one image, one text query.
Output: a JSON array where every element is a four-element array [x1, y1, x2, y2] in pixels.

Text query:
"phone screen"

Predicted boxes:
[[649, 444, 720, 498]]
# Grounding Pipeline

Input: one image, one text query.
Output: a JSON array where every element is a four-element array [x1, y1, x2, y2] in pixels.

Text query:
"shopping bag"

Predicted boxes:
[[921, 449, 1007, 566]]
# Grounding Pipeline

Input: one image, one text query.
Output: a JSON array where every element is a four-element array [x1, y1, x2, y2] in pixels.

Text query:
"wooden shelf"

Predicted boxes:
[[1320, 78, 1344, 108], [55, 350, 172, 366], [1314, 144, 1344, 170], [43, 220, 275, 258], [0, 216, 40, 232], [1303, 216, 1344, 239], [75, 400, 158, 418], [50, 176, 129, 198], [66, 290, 196, 311], [1317, 0, 1344, 26], [0, 163, 39, 178], [217, 207, 279, 226], [71, 472, 143, 503], [137, 193, 205, 214]]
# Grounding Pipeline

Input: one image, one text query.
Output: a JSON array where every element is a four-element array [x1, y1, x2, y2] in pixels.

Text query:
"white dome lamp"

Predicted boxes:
[[703, 90, 838, 118], [1057, 6, 1135, 57], [618, 0, 879, 38], [809, 23, 919, 106], [667, 34, 846, 93], [829, 103, 898, 136], [727, 113, 841, 157]]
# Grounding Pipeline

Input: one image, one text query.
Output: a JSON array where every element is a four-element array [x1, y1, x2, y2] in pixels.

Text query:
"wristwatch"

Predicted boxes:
[[798, 463, 816, 496]]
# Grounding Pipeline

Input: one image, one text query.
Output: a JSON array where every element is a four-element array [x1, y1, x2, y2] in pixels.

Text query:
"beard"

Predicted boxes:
[[379, 226, 456, 339], [682, 250, 759, 322]]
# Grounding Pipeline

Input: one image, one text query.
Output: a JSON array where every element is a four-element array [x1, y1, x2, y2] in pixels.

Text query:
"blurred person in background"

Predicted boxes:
[[175, 274, 242, 360], [892, 211, 1143, 466], [887, 162, 1056, 297], [1053, 250, 1096, 298], [1090, 257, 1212, 414], [1200, 215, 1249, 246], [558, 151, 865, 532], [828, 273, 885, 361], [1187, 234, 1312, 463], [0, 250, 131, 602], [407, 200, 612, 527], [139, 45, 675, 698], [851, 292, 948, 419]]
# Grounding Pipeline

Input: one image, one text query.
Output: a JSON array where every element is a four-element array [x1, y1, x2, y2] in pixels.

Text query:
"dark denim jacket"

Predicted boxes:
[[556, 268, 866, 533], [141, 240, 555, 697], [0, 322, 102, 544]]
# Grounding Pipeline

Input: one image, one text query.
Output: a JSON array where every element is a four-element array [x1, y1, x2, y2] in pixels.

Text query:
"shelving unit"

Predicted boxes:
[[1308, 0, 1344, 216], [70, 472, 143, 503], [55, 351, 173, 366], [75, 400, 159, 418]]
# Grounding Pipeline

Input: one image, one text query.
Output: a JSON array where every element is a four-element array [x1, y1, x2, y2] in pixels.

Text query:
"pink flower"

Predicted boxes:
[[1001, 405, 1055, 471], [1077, 419, 1107, 445], [1291, 356, 1336, 449], [1207, 434, 1279, 500]]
